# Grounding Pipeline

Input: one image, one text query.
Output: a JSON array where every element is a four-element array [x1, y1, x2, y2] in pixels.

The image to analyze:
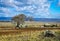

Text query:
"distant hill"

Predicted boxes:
[[0, 17, 60, 22], [0, 17, 11, 21]]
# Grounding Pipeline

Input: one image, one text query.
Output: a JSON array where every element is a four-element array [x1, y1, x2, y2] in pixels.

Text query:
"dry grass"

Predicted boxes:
[[0, 22, 14, 28], [0, 21, 60, 28], [0, 30, 60, 41], [0, 21, 60, 41]]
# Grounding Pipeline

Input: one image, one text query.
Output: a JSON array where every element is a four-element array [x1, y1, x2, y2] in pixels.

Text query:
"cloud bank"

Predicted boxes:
[[0, 0, 60, 18]]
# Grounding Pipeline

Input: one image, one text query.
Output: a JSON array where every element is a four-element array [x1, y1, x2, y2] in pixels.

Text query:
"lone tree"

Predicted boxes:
[[11, 14, 26, 28]]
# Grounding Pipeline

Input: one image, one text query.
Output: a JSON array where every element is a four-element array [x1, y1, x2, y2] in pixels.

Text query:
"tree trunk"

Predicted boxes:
[[16, 22, 20, 29]]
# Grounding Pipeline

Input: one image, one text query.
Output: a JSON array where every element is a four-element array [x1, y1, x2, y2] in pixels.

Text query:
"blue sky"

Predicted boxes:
[[0, 0, 60, 18]]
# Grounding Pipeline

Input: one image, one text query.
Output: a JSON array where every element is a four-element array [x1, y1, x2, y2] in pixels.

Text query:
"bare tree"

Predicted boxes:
[[11, 14, 26, 28], [28, 16, 33, 21]]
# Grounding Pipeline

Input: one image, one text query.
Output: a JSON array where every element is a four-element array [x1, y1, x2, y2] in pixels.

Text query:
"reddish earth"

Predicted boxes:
[[0, 27, 60, 35]]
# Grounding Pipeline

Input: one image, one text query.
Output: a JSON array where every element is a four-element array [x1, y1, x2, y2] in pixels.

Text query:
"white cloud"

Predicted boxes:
[[0, 0, 52, 18], [0, 0, 23, 9], [0, 7, 11, 17], [0, 0, 24, 17], [26, 0, 51, 18]]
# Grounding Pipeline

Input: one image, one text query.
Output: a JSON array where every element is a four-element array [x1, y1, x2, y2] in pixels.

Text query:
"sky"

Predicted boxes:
[[0, 0, 60, 18]]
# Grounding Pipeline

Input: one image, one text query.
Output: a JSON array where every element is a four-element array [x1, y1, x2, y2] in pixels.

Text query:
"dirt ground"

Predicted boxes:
[[0, 27, 60, 35]]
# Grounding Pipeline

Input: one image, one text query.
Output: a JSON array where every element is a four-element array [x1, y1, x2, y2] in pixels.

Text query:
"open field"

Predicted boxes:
[[0, 21, 60, 41], [0, 28, 60, 41], [0, 21, 60, 28], [0, 27, 60, 41]]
